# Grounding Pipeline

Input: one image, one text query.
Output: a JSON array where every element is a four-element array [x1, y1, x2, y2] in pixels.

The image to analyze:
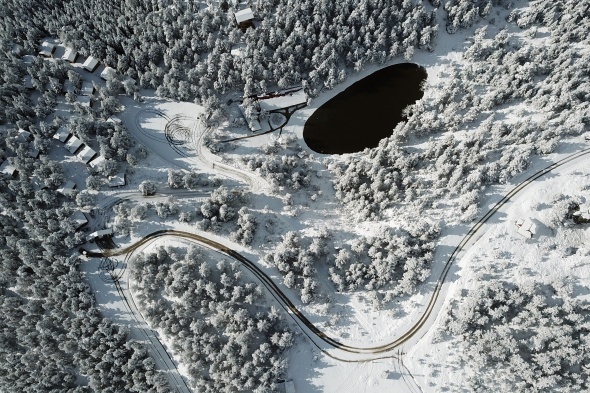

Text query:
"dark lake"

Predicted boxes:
[[303, 63, 427, 154]]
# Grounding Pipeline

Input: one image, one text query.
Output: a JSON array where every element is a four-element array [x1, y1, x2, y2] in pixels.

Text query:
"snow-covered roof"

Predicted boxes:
[[77, 145, 97, 164], [53, 126, 70, 143], [234, 8, 254, 23], [83, 56, 99, 72], [0, 161, 17, 177], [17, 129, 32, 142], [87, 228, 113, 240], [258, 88, 307, 112], [100, 66, 117, 81], [28, 145, 40, 159], [515, 218, 536, 239], [62, 48, 77, 62], [63, 80, 75, 93], [80, 81, 94, 95], [71, 210, 88, 229], [238, 104, 262, 131], [107, 115, 122, 125], [39, 41, 55, 57], [22, 55, 35, 65], [57, 180, 76, 197], [76, 95, 91, 107], [65, 136, 82, 153], [108, 172, 126, 187], [88, 155, 106, 168], [23, 75, 33, 89]]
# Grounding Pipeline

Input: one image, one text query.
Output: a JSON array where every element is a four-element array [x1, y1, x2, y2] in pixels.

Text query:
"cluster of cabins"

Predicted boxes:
[[39, 40, 100, 72], [53, 125, 100, 165], [38, 40, 123, 109], [33, 41, 126, 241]]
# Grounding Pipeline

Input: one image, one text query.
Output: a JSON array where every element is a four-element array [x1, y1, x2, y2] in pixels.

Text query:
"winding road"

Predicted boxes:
[[92, 95, 590, 390], [88, 144, 590, 362]]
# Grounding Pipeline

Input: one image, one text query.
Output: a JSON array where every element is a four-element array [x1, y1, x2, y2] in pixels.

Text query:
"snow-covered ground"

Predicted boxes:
[[408, 152, 590, 392]]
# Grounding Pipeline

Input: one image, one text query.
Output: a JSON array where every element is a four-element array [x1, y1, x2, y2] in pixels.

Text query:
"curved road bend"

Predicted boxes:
[[88, 147, 590, 363], [190, 118, 271, 194]]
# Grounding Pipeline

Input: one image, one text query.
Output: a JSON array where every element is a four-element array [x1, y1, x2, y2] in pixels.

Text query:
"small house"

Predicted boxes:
[[71, 210, 88, 230], [100, 66, 117, 81], [57, 180, 76, 197], [80, 81, 94, 96], [88, 155, 105, 169], [77, 145, 97, 164], [63, 80, 75, 94], [515, 218, 537, 239], [83, 56, 100, 72], [22, 55, 35, 65], [62, 48, 78, 62], [234, 8, 254, 28], [108, 172, 126, 187], [53, 126, 70, 143], [76, 95, 91, 108], [0, 160, 17, 177], [23, 75, 33, 89], [87, 228, 113, 241], [39, 41, 55, 57], [28, 144, 40, 159], [17, 129, 32, 143], [107, 116, 122, 125], [65, 135, 83, 154]]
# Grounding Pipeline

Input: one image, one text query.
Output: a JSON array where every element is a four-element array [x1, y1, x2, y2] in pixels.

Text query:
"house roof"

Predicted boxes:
[[234, 8, 254, 23], [0, 161, 17, 176], [39, 41, 55, 56], [23, 75, 33, 89], [87, 228, 113, 240], [83, 56, 99, 71], [108, 172, 126, 187], [65, 136, 82, 153], [77, 145, 97, 164], [88, 155, 105, 168], [80, 81, 94, 95], [107, 116, 122, 125], [76, 95, 91, 107], [62, 48, 77, 62], [17, 129, 32, 142], [53, 126, 70, 143], [22, 55, 35, 65], [71, 210, 88, 229], [100, 66, 116, 81], [28, 144, 40, 159], [57, 180, 76, 196], [63, 80, 75, 93]]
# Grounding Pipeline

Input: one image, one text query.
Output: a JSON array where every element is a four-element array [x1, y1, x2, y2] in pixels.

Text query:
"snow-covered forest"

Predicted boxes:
[[445, 280, 590, 391], [129, 244, 292, 392], [1, 0, 590, 391]]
